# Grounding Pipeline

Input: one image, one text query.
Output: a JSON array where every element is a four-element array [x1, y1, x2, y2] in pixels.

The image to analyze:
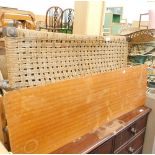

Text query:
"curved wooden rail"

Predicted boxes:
[[123, 29, 155, 43]]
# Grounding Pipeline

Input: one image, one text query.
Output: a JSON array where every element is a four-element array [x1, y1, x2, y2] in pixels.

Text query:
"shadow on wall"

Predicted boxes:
[[143, 91, 155, 153]]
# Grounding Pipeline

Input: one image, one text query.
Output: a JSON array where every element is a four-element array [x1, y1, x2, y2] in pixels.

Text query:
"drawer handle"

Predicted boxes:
[[130, 127, 137, 134], [128, 147, 135, 153]]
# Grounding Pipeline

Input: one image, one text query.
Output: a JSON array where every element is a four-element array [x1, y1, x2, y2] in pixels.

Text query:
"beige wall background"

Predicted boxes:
[[35, 15, 45, 22], [73, 1, 105, 35], [143, 93, 155, 153], [0, 0, 153, 24]]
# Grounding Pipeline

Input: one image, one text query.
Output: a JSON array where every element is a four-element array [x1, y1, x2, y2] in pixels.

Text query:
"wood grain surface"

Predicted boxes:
[[0, 97, 4, 143], [3, 65, 147, 153], [0, 96, 10, 150], [53, 106, 150, 154]]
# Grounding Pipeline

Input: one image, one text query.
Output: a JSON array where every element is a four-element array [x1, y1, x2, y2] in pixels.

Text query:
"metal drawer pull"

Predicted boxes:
[[128, 147, 135, 153], [130, 127, 137, 134]]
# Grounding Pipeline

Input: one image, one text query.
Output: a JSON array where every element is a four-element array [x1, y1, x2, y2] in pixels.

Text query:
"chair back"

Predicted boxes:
[[62, 8, 74, 33], [46, 6, 63, 32]]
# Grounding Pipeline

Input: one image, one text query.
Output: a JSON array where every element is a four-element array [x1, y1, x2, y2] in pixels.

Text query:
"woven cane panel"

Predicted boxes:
[[0, 55, 8, 79], [3, 65, 147, 153], [5, 29, 128, 88], [0, 39, 8, 79]]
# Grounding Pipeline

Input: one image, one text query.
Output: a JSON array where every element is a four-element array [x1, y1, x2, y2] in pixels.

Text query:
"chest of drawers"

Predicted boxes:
[[53, 106, 151, 154]]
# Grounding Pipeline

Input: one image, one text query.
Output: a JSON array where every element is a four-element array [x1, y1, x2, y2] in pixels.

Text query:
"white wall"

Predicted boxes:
[[104, 0, 150, 23], [0, 0, 154, 23], [0, 0, 74, 15], [73, 1, 105, 35], [143, 93, 155, 153]]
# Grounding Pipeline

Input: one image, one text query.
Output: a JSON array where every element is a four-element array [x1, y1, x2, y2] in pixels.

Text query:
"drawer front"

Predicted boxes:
[[114, 123, 136, 150], [114, 115, 148, 150], [116, 131, 145, 154], [135, 147, 143, 154], [89, 139, 113, 154], [135, 115, 148, 133]]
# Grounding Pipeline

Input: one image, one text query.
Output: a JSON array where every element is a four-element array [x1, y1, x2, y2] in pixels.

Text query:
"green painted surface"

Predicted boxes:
[[104, 13, 112, 26], [112, 24, 121, 35], [104, 13, 112, 33], [104, 7, 123, 35], [112, 14, 121, 23]]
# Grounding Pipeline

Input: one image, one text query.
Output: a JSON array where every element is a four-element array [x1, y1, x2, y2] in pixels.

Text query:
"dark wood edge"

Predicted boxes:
[[52, 106, 151, 154], [121, 107, 150, 125], [134, 146, 143, 154], [113, 109, 150, 137], [114, 128, 146, 153], [85, 107, 151, 153], [83, 135, 113, 154]]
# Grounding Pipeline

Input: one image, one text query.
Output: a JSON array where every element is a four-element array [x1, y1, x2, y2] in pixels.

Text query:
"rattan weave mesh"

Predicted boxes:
[[4, 29, 128, 88]]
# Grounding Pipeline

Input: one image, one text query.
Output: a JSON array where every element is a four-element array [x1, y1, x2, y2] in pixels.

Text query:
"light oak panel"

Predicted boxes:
[[0, 97, 4, 143], [3, 65, 147, 153]]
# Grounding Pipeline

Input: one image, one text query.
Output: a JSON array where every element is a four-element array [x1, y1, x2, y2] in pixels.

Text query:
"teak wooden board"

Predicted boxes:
[[52, 106, 151, 154], [0, 97, 4, 143], [3, 65, 147, 153]]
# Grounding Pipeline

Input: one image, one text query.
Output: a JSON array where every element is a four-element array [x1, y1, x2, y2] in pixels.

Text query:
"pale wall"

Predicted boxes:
[[149, 10, 155, 29], [73, 1, 105, 35], [132, 21, 149, 28], [143, 93, 155, 153]]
